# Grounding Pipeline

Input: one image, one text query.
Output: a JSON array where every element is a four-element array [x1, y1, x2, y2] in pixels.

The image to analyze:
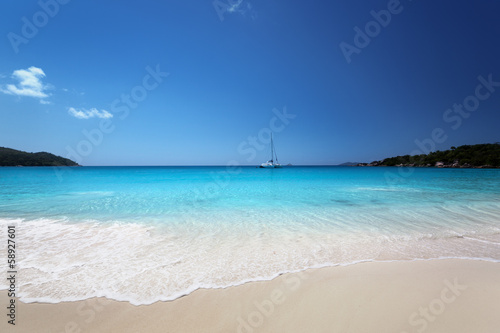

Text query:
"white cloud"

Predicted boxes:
[[62, 88, 85, 96], [0, 66, 50, 99], [68, 107, 113, 119]]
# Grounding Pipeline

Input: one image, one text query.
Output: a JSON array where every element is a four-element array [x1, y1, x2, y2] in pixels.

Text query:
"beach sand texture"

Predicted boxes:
[[2, 259, 499, 333]]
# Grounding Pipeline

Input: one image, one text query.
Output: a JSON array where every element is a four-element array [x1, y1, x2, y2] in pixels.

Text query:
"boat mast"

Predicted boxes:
[[271, 133, 274, 163]]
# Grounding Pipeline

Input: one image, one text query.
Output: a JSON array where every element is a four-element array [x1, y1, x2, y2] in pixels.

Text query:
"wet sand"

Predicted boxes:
[[2, 259, 499, 333]]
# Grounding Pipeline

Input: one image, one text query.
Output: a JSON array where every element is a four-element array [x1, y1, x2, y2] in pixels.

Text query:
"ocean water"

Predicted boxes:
[[0, 166, 499, 305]]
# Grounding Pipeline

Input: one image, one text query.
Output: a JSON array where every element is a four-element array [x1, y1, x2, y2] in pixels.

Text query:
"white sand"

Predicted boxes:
[[1, 259, 499, 333]]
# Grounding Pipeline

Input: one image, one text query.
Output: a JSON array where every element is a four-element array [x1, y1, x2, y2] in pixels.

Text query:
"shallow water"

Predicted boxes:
[[0, 166, 499, 304]]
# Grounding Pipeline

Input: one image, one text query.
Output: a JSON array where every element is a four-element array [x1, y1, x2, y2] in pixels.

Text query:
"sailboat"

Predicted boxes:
[[259, 134, 282, 168]]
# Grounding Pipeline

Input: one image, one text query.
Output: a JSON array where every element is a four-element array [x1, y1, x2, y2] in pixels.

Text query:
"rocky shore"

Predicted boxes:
[[356, 161, 499, 168]]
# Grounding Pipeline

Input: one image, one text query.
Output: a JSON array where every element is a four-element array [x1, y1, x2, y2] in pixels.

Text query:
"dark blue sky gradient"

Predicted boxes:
[[1, 0, 499, 165]]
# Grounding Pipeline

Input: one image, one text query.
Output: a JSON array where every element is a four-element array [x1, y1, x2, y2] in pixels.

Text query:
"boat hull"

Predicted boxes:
[[259, 164, 282, 168]]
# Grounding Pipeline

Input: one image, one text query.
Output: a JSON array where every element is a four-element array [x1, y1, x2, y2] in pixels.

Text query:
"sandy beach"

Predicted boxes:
[[2, 0, 500, 331], [2, 258, 499, 333]]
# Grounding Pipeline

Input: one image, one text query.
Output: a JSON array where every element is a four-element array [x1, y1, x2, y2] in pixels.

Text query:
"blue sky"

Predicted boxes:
[[1, 0, 499, 166]]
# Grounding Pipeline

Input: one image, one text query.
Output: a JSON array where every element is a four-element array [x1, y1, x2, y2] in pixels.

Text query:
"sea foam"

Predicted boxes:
[[1, 212, 499, 305]]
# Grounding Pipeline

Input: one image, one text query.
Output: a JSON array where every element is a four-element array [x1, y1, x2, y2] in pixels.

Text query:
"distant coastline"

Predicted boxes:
[[355, 143, 500, 169], [0, 147, 79, 167]]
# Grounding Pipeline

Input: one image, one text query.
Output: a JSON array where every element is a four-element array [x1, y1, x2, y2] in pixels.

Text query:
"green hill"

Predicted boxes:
[[376, 143, 500, 168], [0, 147, 79, 167]]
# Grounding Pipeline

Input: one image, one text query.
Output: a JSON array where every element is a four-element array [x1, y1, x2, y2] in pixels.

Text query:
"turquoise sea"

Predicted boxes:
[[1, 166, 499, 304]]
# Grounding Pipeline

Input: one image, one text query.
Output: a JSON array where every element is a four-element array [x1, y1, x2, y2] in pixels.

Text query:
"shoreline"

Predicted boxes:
[[7, 256, 500, 306], [2, 212, 500, 306], [2, 258, 499, 332], [354, 164, 500, 169]]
